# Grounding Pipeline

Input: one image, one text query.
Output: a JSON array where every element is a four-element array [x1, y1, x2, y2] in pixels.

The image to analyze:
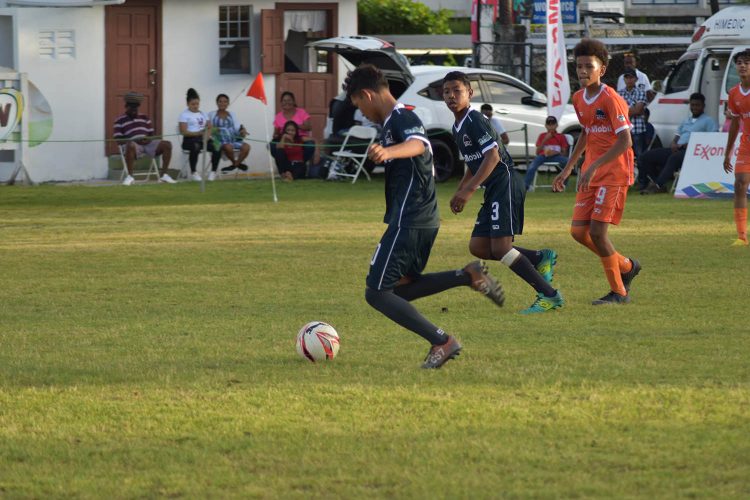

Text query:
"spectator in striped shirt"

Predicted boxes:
[[114, 92, 175, 185], [618, 69, 649, 160]]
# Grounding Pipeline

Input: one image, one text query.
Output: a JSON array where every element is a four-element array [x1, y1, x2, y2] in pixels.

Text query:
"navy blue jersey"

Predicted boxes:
[[453, 109, 513, 188], [380, 104, 440, 229]]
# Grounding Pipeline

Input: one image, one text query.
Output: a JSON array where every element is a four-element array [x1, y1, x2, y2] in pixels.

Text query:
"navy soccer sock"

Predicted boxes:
[[365, 288, 448, 345], [394, 270, 471, 302], [513, 246, 542, 267]]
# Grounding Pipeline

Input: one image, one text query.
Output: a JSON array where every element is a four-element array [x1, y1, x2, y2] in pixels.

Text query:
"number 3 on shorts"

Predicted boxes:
[[491, 201, 499, 221], [595, 186, 607, 205]]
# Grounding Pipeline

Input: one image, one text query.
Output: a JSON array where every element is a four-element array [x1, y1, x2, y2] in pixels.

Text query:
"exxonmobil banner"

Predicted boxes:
[[546, 0, 570, 121], [674, 132, 750, 198]]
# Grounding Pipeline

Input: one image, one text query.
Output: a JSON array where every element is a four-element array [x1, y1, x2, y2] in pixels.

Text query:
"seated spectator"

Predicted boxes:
[[277, 120, 307, 181], [480, 103, 510, 144], [639, 92, 718, 194], [179, 88, 215, 182], [114, 92, 175, 186], [618, 69, 649, 159], [271, 91, 315, 167], [208, 93, 250, 177], [331, 97, 357, 137], [522, 115, 569, 191]]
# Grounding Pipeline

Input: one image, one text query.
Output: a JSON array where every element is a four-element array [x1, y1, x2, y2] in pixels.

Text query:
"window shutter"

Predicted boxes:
[[261, 9, 283, 74]]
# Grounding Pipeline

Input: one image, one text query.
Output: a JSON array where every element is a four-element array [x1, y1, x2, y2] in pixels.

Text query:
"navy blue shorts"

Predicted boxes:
[[471, 172, 525, 238], [366, 226, 439, 291]]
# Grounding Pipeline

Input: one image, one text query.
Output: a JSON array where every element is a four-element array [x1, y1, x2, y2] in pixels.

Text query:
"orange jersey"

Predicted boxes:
[[572, 85, 634, 187], [728, 84, 750, 149]]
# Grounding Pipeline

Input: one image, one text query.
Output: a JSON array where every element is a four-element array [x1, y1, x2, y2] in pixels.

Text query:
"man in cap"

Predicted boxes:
[[616, 51, 654, 101], [618, 68, 649, 159], [113, 91, 175, 185]]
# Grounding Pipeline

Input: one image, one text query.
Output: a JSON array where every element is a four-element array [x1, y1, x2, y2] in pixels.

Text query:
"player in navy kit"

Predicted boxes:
[[443, 71, 564, 313], [344, 64, 505, 369]]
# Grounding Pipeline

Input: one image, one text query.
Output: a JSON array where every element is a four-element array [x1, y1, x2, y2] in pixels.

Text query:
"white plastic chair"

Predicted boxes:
[[119, 143, 160, 182], [332, 126, 378, 184], [533, 133, 574, 191]]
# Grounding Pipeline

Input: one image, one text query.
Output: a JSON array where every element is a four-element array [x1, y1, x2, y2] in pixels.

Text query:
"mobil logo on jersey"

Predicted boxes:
[[587, 124, 613, 133]]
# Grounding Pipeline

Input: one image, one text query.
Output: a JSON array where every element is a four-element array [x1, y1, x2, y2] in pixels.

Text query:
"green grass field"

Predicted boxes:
[[1, 179, 748, 498]]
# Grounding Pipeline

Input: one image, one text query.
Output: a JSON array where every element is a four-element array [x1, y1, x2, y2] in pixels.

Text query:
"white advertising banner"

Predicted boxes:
[[546, 0, 570, 121], [674, 132, 750, 198]]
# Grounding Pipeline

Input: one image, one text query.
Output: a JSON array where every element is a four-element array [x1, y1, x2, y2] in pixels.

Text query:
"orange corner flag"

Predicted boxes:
[[247, 72, 267, 105]]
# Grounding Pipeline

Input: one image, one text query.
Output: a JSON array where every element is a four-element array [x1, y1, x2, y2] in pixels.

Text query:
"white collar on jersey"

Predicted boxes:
[[453, 107, 472, 133], [383, 102, 406, 129], [582, 84, 607, 105]]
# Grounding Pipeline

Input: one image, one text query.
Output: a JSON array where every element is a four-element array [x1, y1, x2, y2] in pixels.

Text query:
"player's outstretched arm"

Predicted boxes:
[[450, 147, 499, 214], [368, 138, 425, 164], [553, 131, 587, 192]]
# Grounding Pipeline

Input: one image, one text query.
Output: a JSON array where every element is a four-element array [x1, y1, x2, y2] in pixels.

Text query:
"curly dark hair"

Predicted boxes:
[[573, 39, 609, 66], [342, 64, 388, 99]]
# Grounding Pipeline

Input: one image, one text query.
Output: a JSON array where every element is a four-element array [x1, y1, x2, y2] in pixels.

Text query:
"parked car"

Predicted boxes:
[[310, 35, 581, 182]]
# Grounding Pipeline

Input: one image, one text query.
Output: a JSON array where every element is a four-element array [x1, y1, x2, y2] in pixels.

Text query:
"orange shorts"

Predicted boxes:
[[572, 185, 629, 225], [735, 143, 750, 174]]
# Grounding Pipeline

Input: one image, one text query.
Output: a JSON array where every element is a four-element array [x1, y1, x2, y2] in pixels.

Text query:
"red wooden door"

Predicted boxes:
[[105, 0, 161, 155], [262, 4, 338, 143]]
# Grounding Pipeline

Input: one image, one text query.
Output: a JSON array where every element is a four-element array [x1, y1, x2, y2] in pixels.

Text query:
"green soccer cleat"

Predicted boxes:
[[520, 290, 564, 314], [536, 249, 558, 284]]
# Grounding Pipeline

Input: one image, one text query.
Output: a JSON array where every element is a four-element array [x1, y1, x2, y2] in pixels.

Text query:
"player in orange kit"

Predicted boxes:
[[723, 49, 750, 247], [552, 39, 641, 304]]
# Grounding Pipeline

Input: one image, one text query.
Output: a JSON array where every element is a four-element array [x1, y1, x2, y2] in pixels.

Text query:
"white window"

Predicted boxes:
[[38, 29, 75, 60], [219, 5, 252, 74]]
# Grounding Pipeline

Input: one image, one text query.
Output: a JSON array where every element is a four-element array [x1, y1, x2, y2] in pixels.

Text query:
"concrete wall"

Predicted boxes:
[[1, 6, 106, 182]]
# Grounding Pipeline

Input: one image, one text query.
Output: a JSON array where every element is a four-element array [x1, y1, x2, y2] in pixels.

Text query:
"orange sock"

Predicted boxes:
[[735, 208, 748, 241], [616, 253, 632, 274], [600, 254, 627, 296], [570, 226, 600, 255]]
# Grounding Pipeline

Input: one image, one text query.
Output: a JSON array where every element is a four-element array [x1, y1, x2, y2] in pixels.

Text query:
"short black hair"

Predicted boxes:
[[573, 38, 609, 66], [689, 93, 705, 103], [343, 64, 388, 99], [216, 93, 230, 103], [734, 49, 750, 63], [443, 71, 471, 89], [480, 103, 492, 112], [280, 91, 296, 103]]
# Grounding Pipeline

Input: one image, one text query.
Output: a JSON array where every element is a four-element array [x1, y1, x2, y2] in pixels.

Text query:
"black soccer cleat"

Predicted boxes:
[[621, 258, 641, 292], [421, 335, 462, 369], [463, 260, 505, 307], [592, 291, 631, 305]]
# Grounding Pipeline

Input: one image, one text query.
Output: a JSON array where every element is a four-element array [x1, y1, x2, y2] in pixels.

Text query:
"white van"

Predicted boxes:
[[648, 6, 750, 147]]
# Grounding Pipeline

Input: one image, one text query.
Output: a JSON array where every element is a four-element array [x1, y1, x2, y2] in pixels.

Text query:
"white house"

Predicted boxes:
[[0, 0, 358, 182]]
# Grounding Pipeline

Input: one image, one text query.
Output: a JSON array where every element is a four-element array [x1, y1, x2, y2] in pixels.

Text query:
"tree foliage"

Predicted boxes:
[[358, 0, 453, 35]]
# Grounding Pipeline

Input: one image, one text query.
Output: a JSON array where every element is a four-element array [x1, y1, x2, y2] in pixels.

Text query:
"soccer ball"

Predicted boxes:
[[296, 321, 340, 362]]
